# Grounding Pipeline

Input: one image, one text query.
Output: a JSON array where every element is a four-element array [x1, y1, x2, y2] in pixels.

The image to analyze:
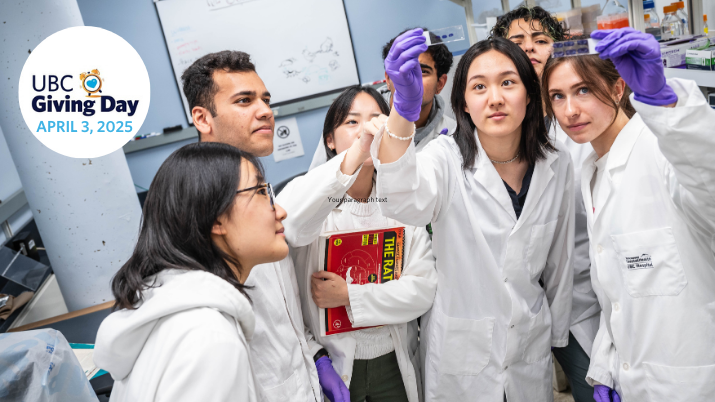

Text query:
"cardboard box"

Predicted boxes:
[[660, 37, 711, 67], [686, 47, 715, 70]]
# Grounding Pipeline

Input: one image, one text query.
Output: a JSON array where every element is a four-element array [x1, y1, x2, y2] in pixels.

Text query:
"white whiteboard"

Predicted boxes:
[[155, 0, 360, 121]]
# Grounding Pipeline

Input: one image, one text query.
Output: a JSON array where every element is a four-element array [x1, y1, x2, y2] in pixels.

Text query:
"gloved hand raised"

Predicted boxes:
[[316, 356, 350, 402], [593, 384, 621, 402], [384, 28, 428, 121], [592, 28, 677, 106]]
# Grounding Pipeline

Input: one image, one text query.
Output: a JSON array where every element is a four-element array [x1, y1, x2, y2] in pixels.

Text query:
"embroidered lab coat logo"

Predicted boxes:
[[626, 254, 654, 270]]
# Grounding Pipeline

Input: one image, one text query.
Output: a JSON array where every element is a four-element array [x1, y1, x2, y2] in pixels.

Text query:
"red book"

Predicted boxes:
[[318, 227, 405, 336]]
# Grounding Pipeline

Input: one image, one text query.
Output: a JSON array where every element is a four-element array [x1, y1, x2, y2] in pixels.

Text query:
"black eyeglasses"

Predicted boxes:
[[236, 183, 275, 211]]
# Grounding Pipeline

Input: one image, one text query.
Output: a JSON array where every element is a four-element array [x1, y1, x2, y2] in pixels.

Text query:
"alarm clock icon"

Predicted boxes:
[[80, 70, 103, 97]]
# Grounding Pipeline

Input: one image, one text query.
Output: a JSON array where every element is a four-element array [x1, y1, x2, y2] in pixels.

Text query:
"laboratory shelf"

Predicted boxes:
[[665, 68, 715, 88]]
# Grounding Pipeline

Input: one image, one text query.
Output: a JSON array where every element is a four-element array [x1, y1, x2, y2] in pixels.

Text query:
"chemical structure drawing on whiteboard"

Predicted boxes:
[[279, 37, 340, 84], [302, 37, 339, 62]]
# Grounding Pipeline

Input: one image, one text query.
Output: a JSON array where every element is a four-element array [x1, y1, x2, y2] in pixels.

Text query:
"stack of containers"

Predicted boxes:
[[597, 0, 629, 29], [555, 8, 584, 36], [597, 13, 629, 29], [581, 4, 601, 35]]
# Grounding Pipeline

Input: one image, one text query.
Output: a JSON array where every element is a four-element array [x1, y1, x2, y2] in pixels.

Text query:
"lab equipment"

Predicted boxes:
[[422, 25, 465, 46], [0, 246, 50, 292], [551, 38, 601, 58], [0, 329, 98, 402], [673, 2, 690, 35], [643, 0, 661, 40], [685, 46, 715, 70], [704, 15, 709, 35], [598, 0, 629, 29], [662, 5, 683, 40]]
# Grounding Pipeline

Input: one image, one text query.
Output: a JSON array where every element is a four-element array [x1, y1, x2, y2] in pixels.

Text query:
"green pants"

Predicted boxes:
[[552, 332, 596, 402], [349, 351, 409, 402]]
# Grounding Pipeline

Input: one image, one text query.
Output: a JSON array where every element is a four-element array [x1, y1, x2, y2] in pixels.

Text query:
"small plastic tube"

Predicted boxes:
[[423, 25, 465, 46]]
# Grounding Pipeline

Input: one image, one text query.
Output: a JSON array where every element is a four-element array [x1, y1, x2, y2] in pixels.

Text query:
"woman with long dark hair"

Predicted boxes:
[[543, 29, 715, 402], [365, 30, 575, 401], [277, 85, 437, 402], [94, 142, 289, 402]]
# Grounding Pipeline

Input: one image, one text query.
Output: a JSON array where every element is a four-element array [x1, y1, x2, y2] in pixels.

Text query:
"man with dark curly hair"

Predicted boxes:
[[490, 6, 566, 78], [380, 28, 456, 150]]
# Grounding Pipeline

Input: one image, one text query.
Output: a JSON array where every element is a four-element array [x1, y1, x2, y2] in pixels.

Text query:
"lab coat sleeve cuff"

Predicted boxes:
[[631, 78, 705, 125], [552, 337, 569, 348], [329, 149, 363, 189], [346, 284, 367, 327], [586, 368, 613, 388]]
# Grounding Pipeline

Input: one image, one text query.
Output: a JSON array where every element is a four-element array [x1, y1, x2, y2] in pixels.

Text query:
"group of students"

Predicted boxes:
[[92, 6, 715, 402]]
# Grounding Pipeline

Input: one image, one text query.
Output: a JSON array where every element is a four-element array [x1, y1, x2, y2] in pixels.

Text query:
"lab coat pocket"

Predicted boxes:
[[611, 227, 687, 297], [261, 370, 299, 402], [438, 316, 495, 376], [526, 220, 558, 276], [522, 302, 552, 364], [643, 362, 715, 400]]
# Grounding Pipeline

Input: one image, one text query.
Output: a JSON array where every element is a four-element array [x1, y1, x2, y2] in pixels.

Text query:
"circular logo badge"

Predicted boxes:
[[277, 126, 290, 139], [18, 26, 150, 158], [368, 273, 377, 283], [333, 239, 342, 246], [333, 320, 342, 329]]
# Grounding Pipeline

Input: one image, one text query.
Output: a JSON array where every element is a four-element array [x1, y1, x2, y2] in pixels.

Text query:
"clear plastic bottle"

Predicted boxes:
[[643, 0, 661, 40], [662, 5, 683, 40], [673, 1, 690, 36]]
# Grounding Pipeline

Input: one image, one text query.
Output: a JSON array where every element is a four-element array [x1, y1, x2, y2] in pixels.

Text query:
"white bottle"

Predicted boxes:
[[662, 5, 683, 40]]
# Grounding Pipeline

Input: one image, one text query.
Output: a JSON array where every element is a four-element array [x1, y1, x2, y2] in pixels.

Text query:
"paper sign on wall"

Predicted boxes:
[[273, 117, 305, 162]]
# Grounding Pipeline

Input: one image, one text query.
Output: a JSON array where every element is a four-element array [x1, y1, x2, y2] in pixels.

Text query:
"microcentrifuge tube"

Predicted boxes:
[[423, 25, 465, 46]]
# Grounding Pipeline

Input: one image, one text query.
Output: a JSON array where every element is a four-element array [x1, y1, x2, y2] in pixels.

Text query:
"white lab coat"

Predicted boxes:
[[370, 128, 575, 402], [243, 258, 322, 402], [583, 78, 715, 401], [279, 151, 438, 402], [550, 124, 601, 356], [94, 270, 258, 402]]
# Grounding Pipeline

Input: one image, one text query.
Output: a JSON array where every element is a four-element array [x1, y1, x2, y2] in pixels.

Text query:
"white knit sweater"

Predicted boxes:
[[342, 192, 395, 360]]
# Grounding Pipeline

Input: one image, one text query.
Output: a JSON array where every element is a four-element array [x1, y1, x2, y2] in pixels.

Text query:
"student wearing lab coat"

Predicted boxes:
[[493, 8, 601, 401], [492, 8, 600, 401], [95, 143, 285, 402], [278, 85, 437, 402], [180, 51, 328, 401], [365, 30, 575, 402], [542, 28, 715, 401]]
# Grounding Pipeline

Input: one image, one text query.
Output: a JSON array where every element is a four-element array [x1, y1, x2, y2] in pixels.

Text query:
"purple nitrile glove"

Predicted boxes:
[[593, 384, 621, 402], [591, 28, 677, 106], [384, 28, 428, 122], [316, 356, 350, 402]]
